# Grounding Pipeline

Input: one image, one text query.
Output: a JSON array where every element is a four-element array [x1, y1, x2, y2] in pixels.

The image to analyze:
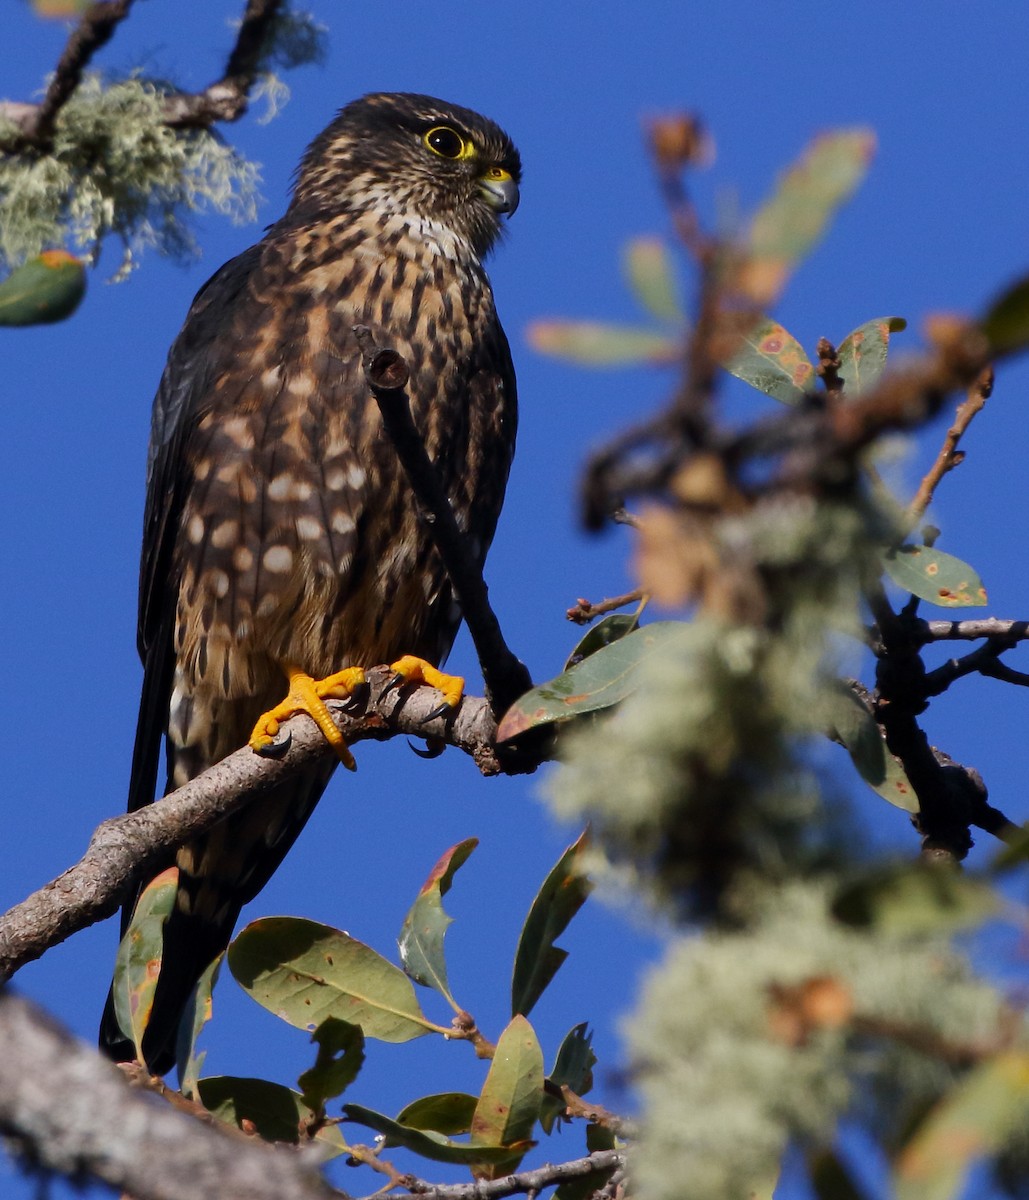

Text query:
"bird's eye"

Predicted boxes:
[[424, 126, 468, 159]]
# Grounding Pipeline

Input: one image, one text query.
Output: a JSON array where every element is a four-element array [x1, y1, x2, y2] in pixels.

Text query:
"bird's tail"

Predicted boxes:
[[100, 763, 336, 1077]]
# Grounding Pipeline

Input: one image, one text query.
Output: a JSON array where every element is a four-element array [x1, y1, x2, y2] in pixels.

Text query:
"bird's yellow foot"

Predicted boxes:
[[387, 655, 465, 720], [249, 666, 367, 769]]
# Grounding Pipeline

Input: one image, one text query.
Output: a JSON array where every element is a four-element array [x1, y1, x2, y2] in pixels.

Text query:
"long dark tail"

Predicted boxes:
[[100, 763, 335, 1077]]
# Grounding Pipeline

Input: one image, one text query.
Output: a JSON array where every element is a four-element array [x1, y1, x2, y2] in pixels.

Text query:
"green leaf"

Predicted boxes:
[[198, 1076, 347, 1157], [112, 866, 178, 1061], [564, 614, 640, 671], [981, 274, 1029, 356], [176, 953, 223, 1100], [541, 1023, 597, 1134], [527, 319, 679, 367], [471, 1015, 545, 1178], [0, 251, 86, 326], [808, 1148, 872, 1200], [394, 1093, 478, 1140], [623, 236, 683, 322], [497, 621, 686, 741], [895, 1052, 1029, 1200], [882, 544, 987, 608], [837, 316, 907, 397], [398, 838, 478, 1005], [821, 681, 918, 813], [738, 129, 876, 305], [832, 863, 1000, 935], [297, 1018, 365, 1112], [228, 917, 435, 1042], [343, 1103, 525, 1166], [512, 832, 593, 1018], [721, 317, 815, 405]]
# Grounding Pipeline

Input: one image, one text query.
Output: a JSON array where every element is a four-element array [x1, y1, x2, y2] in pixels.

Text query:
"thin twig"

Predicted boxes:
[[922, 618, 1029, 642], [353, 326, 533, 717], [566, 590, 645, 625], [907, 365, 993, 526]]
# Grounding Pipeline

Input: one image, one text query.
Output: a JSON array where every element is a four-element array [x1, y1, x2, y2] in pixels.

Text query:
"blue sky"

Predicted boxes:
[[4, 2, 1029, 1197]]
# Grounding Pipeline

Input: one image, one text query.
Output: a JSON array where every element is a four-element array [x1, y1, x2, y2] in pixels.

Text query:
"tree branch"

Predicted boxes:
[[401, 1149, 625, 1200], [0, 993, 345, 1200], [0, 668, 537, 985], [353, 327, 533, 717], [0, 0, 286, 143]]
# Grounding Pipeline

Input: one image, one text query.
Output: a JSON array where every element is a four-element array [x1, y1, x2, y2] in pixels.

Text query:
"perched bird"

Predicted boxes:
[[100, 92, 521, 1074]]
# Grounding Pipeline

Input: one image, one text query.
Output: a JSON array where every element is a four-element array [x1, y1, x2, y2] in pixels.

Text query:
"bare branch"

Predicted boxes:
[[907, 365, 993, 526], [354, 327, 533, 717], [401, 1150, 625, 1200], [0, 993, 345, 1200], [566, 590, 645, 625], [0, 0, 286, 142], [0, 669, 538, 984]]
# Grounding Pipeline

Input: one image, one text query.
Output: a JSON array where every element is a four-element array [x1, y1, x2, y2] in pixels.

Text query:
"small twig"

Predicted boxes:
[[402, 1150, 625, 1200], [978, 658, 1029, 688], [816, 336, 843, 397], [566, 590, 645, 625], [448, 1010, 496, 1059], [907, 365, 993, 526], [922, 640, 1008, 696], [558, 1085, 635, 1137], [353, 326, 533, 718]]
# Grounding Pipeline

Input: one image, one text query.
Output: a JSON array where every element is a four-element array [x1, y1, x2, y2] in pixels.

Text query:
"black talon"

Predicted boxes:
[[409, 737, 445, 759], [254, 730, 292, 758], [381, 672, 407, 699], [422, 701, 454, 723]]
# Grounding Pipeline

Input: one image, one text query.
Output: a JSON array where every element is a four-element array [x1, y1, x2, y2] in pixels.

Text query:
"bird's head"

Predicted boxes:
[[290, 92, 522, 258]]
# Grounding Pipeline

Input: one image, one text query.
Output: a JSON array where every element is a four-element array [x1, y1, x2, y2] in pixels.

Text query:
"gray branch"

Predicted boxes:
[[0, 668, 530, 985], [401, 1149, 625, 1200], [0, 992, 345, 1200]]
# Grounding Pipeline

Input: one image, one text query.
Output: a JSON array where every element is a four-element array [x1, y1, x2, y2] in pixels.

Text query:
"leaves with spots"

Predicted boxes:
[[398, 838, 478, 1007], [821, 680, 918, 813], [496, 621, 686, 741], [831, 863, 999, 936], [112, 866, 178, 1063], [541, 1023, 597, 1134], [894, 1052, 1029, 1200], [526, 318, 680, 366], [981, 272, 1029, 356], [623, 236, 684, 322], [297, 1018, 365, 1113], [735, 128, 876, 306], [470, 1015, 544, 1179], [882, 544, 987, 608], [837, 316, 907, 397], [512, 831, 592, 1018], [198, 1076, 348, 1157], [721, 317, 815, 405], [176, 953, 223, 1100], [0, 251, 86, 325], [228, 917, 438, 1042], [342, 1103, 525, 1166]]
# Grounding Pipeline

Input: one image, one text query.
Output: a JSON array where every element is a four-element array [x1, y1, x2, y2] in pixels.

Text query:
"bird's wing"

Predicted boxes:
[[127, 246, 263, 820]]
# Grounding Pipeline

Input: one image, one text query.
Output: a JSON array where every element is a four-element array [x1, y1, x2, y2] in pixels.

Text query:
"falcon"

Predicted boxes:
[[100, 93, 521, 1074]]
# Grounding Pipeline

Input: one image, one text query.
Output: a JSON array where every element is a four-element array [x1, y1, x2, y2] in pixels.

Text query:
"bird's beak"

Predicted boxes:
[[480, 168, 520, 216]]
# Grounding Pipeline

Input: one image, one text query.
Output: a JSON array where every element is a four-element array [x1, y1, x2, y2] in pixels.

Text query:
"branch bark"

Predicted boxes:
[[0, 993, 345, 1200], [0, 668, 537, 985]]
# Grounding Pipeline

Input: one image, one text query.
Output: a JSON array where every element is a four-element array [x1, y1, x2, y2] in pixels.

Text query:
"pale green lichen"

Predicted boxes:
[[0, 74, 260, 273]]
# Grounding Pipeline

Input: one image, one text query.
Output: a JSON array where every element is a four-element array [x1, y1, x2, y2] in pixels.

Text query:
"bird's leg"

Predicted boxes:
[[387, 654, 465, 720], [249, 665, 367, 769]]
